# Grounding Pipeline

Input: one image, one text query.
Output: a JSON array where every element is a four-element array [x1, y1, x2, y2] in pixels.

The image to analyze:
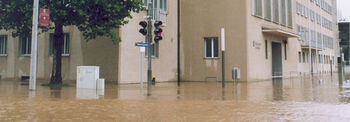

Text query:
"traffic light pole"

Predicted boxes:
[[146, 2, 153, 96]]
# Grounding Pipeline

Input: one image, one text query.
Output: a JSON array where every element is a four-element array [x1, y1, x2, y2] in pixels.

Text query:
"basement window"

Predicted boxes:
[[204, 37, 219, 58]]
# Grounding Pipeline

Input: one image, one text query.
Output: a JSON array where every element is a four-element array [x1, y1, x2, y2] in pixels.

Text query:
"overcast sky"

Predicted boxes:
[[338, 0, 350, 20]]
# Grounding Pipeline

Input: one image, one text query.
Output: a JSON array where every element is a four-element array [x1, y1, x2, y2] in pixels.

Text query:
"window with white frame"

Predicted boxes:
[[142, 0, 168, 21], [0, 35, 7, 55], [18, 35, 31, 56], [253, 0, 263, 17], [49, 33, 70, 56], [204, 37, 219, 58]]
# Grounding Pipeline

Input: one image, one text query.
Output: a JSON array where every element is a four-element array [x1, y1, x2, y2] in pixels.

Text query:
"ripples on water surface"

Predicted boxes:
[[0, 74, 350, 121]]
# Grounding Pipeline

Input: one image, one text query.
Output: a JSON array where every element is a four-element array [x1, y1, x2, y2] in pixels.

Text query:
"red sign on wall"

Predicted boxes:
[[39, 8, 50, 27]]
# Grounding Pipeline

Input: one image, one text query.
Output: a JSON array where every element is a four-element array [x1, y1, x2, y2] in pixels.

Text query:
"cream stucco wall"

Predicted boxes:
[[118, 0, 178, 84], [181, 0, 248, 82], [0, 26, 119, 83]]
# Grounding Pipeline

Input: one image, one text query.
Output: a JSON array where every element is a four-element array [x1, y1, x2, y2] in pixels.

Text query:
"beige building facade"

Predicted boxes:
[[0, 0, 178, 84], [180, 0, 339, 82]]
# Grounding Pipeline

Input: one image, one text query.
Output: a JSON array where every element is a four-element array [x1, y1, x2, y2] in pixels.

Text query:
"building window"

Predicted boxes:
[[299, 52, 302, 63], [273, 0, 279, 23], [303, 52, 305, 63], [264, 0, 272, 20], [0, 35, 7, 55], [287, 0, 292, 27], [18, 35, 31, 56], [281, 0, 286, 25], [253, 0, 263, 17], [49, 33, 70, 56], [204, 37, 219, 58], [143, 0, 168, 20], [146, 42, 159, 58], [265, 40, 268, 59]]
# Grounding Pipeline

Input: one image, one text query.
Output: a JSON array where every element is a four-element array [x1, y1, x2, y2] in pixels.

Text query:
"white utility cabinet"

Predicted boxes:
[[77, 66, 100, 89]]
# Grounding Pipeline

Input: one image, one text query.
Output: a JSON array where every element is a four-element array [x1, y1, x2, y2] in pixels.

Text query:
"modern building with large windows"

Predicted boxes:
[[180, 0, 339, 82], [0, 0, 178, 84]]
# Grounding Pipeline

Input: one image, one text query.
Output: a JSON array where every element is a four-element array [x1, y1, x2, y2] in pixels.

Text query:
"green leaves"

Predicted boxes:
[[0, 0, 144, 44]]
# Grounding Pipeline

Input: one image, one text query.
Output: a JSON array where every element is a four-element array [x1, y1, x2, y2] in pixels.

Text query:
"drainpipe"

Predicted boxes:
[[177, 0, 181, 86]]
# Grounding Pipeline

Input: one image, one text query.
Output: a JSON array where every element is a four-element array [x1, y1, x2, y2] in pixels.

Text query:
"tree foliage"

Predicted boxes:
[[0, 0, 144, 84], [0, 0, 144, 43]]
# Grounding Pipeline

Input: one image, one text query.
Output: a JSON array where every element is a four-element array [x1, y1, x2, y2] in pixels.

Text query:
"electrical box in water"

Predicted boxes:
[[77, 66, 100, 89], [232, 67, 241, 80]]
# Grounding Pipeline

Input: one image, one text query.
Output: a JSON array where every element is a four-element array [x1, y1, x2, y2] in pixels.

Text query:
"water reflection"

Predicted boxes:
[[49, 87, 61, 99], [272, 78, 283, 101], [1, 74, 350, 121], [76, 89, 104, 100]]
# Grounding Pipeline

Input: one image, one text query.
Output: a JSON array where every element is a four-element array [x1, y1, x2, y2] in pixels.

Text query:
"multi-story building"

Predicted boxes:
[[0, 0, 178, 84], [339, 22, 350, 64], [180, 0, 339, 82]]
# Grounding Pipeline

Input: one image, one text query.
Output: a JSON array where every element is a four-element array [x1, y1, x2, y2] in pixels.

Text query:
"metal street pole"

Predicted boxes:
[[29, 0, 39, 90], [147, 2, 153, 96], [221, 28, 225, 88]]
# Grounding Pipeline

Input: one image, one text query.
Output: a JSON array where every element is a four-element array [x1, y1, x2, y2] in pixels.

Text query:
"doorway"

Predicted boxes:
[[272, 42, 282, 77]]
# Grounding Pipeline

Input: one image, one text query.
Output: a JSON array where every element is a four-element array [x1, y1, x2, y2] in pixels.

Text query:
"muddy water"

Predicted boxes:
[[0, 74, 350, 121]]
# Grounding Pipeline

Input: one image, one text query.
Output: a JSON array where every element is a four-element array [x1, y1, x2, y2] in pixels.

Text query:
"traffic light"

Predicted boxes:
[[154, 21, 163, 43], [139, 21, 147, 36]]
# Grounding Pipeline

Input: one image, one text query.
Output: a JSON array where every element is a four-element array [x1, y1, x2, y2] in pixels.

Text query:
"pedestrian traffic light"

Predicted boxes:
[[139, 21, 147, 36], [154, 21, 163, 43]]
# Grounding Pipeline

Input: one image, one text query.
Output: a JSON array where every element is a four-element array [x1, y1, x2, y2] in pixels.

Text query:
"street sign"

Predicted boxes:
[[140, 47, 146, 52], [39, 8, 50, 27], [135, 42, 149, 47]]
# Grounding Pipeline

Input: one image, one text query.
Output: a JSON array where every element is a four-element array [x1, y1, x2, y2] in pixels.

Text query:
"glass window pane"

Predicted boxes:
[[213, 38, 219, 57], [273, 0, 279, 23], [205, 38, 212, 58], [264, 0, 271, 20]]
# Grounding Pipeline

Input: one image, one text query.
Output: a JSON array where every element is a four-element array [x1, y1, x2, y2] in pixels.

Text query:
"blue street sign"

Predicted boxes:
[[135, 42, 149, 47]]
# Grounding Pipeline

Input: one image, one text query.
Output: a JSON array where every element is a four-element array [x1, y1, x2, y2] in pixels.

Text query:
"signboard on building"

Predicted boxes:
[[39, 8, 50, 27]]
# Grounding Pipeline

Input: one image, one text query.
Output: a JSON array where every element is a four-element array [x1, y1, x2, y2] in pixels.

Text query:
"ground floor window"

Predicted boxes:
[[146, 42, 159, 58], [299, 52, 301, 63], [303, 52, 305, 63], [204, 37, 219, 58], [49, 33, 70, 56], [0, 35, 7, 55], [18, 35, 31, 56]]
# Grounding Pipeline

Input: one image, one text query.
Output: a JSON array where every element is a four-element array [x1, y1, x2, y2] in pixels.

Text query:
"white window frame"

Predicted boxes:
[[18, 35, 31, 56], [204, 37, 219, 58], [0, 35, 7, 56], [49, 33, 70, 56]]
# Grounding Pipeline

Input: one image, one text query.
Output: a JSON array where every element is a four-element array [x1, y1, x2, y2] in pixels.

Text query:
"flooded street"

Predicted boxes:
[[1, 74, 350, 121]]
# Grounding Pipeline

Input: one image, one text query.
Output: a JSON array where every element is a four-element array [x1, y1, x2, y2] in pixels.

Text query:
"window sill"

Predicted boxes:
[[204, 57, 220, 60], [20, 54, 31, 57], [0, 54, 7, 57]]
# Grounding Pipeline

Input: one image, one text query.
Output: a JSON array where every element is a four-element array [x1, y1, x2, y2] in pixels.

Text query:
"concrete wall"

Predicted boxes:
[[180, 0, 248, 82]]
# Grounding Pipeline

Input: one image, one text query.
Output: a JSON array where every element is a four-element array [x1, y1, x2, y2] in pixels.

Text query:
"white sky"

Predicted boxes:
[[338, 0, 350, 20]]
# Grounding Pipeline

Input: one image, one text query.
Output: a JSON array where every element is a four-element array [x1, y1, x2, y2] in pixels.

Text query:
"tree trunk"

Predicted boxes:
[[49, 24, 64, 85]]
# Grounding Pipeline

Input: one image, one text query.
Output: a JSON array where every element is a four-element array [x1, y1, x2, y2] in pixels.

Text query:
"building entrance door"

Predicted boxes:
[[272, 42, 282, 77]]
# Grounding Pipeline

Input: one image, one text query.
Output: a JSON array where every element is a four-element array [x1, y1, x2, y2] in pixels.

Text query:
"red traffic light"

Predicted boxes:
[[154, 21, 163, 42]]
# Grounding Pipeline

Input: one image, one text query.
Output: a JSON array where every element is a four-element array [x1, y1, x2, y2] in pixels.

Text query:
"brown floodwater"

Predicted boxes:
[[1, 74, 350, 121]]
